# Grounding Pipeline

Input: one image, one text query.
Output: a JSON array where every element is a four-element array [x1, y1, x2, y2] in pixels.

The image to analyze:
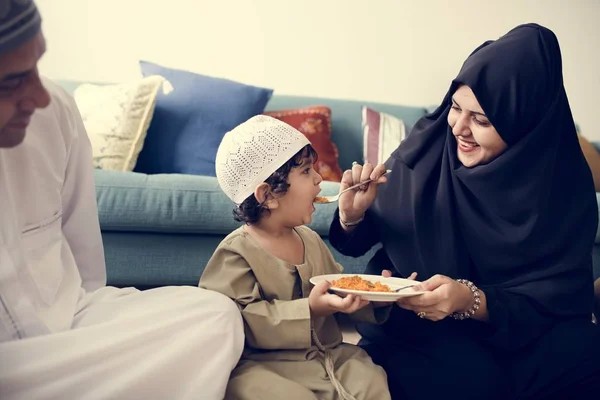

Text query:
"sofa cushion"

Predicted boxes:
[[264, 106, 343, 182], [74, 75, 166, 171], [134, 61, 274, 177], [94, 169, 340, 237]]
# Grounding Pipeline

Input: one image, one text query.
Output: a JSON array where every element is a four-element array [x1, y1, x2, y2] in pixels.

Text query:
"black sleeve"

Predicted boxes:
[[476, 287, 556, 351], [328, 209, 381, 258], [477, 266, 593, 351]]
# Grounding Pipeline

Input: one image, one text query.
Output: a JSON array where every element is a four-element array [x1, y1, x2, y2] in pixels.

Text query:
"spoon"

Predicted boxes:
[[314, 169, 391, 204], [394, 284, 416, 292]]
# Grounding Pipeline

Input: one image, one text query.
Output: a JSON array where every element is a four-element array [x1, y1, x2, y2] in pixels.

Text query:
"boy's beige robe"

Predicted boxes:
[[200, 225, 391, 400]]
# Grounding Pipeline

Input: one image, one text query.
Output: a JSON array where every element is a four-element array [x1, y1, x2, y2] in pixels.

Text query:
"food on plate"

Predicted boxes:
[[331, 275, 393, 293]]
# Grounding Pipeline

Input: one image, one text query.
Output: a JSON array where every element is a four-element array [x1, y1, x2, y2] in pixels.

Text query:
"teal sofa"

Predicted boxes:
[[58, 80, 600, 290], [58, 79, 430, 289]]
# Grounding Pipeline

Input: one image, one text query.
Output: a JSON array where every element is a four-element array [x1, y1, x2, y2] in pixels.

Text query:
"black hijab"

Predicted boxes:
[[373, 23, 597, 317]]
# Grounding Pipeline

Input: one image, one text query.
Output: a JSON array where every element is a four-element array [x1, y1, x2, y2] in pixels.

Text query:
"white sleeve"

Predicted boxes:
[[58, 86, 107, 291]]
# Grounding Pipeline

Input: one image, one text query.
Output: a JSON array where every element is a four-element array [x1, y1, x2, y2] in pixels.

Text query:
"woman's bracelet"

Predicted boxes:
[[450, 279, 481, 320], [339, 212, 364, 228]]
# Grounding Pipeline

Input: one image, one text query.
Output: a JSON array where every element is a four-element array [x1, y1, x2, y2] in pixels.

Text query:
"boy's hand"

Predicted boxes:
[[309, 281, 369, 318]]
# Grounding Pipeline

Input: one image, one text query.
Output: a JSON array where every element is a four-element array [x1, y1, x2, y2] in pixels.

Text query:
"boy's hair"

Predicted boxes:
[[233, 144, 318, 224]]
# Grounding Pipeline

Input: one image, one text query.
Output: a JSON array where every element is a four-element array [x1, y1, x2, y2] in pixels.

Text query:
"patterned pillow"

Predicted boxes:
[[362, 106, 406, 165], [264, 106, 343, 182], [74, 75, 167, 171]]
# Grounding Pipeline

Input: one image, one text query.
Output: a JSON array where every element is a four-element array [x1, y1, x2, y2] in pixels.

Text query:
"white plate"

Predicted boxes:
[[309, 274, 425, 302]]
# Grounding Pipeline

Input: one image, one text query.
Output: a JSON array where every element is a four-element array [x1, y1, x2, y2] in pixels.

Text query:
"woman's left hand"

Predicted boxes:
[[372, 270, 418, 308], [396, 274, 474, 321]]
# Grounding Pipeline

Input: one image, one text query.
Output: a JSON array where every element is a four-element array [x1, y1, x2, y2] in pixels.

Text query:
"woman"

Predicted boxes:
[[329, 24, 600, 399]]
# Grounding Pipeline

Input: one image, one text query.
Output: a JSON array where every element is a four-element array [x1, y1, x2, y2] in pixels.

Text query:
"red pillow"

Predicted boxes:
[[264, 106, 343, 182]]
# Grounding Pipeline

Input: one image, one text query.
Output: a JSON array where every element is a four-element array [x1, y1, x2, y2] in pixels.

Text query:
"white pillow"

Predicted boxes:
[[74, 75, 167, 171], [362, 106, 406, 165]]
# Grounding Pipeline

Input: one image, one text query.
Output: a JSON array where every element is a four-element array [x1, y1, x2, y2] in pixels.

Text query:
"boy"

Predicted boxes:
[[200, 115, 391, 400]]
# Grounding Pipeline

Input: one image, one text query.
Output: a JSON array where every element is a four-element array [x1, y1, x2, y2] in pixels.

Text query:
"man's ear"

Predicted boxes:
[[254, 183, 279, 210]]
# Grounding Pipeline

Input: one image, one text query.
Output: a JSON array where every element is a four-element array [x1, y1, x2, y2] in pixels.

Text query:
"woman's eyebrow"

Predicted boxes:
[[451, 97, 487, 118]]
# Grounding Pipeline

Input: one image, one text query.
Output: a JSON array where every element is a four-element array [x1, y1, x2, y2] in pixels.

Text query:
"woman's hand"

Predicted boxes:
[[382, 270, 417, 280], [309, 281, 370, 318], [395, 274, 474, 321], [372, 270, 418, 307], [338, 162, 388, 226]]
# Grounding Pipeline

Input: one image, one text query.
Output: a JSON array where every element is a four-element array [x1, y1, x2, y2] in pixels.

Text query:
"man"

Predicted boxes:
[[0, 1, 244, 398]]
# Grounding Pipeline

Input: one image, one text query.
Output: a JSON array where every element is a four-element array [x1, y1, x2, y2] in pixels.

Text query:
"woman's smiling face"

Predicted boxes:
[[447, 85, 508, 167]]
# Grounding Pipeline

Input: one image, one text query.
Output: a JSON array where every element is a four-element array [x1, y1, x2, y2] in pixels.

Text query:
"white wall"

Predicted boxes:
[[37, 0, 600, 138]]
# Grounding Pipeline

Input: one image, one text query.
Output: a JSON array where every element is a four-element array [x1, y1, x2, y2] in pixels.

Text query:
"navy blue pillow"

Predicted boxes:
[[135, 61, 274, 176]]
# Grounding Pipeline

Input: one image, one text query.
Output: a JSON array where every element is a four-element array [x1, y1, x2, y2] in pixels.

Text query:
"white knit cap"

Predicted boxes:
[[216, 115, 311, 204]]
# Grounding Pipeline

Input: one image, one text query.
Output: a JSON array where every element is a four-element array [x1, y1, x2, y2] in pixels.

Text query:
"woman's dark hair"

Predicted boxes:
[[233, 144, 318, 224]]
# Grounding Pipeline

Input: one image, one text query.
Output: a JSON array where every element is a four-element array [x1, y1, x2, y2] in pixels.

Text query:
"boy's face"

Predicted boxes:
[[275, 157, 323, 227]]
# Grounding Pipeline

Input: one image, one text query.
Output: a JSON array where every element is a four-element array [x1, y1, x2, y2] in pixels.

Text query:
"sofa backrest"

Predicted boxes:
[[265, 96, 427, 170]]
